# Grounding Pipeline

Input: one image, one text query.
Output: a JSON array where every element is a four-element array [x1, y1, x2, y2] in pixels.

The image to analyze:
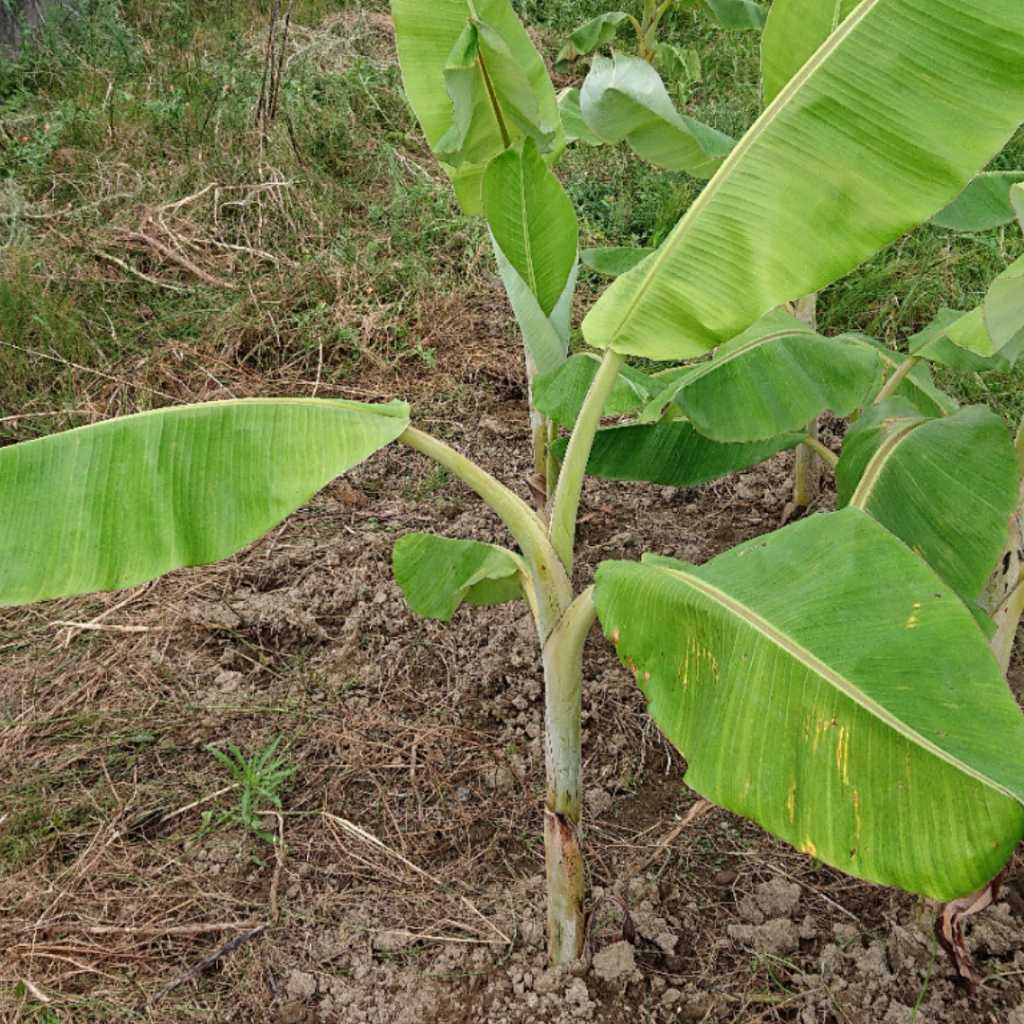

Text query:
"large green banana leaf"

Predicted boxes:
[[391, 0, 563, 213], [583, 0, 1024, 360], [393, 533, 525, 621], [838, 402, 1019, 605], [483, 139, 578, 318], [761, 0, 860, 105], [594, 508, 1024, 898], [579, 54, 733, 178], [552, 420, 801, 487], [641, 310, 882, 441], [0, 399, 409, 606]]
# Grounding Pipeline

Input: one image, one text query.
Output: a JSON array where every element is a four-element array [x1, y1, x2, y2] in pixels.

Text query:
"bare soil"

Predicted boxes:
[[1, 287, 1022, 1024]]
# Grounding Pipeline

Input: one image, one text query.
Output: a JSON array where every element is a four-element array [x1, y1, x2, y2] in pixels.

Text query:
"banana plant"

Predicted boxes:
[[392, 0, 757, 504], [393, 0, 578, 504], [4, 0, 1024, 975], [555, 0, 765, 84], [571, 0, 1024, 518], [557, 2, 755, 175]]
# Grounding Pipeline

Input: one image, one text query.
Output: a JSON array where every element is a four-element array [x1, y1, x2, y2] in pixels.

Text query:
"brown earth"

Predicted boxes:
[[1, 281, 1022, 1024]]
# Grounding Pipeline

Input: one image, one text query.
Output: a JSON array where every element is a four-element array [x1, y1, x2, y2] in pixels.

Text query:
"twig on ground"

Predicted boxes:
[[42, 920, 261, 938], [14, 951, 123, 984], [157, 183, 217, 214], [116, 783, 240, 839], [18, 978, 51, 1004], [201, 236, 288, 266], [619, 799, 712, 888], [0, 409, 103, 426], [118, 229, 236, 289], [50, 621, 160, 638], [149, 924, 267, 1005], [91, 248, 189, 292], [55, 581, 153, 643]]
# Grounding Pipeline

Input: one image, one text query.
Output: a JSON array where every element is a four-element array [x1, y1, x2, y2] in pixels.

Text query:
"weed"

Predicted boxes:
[[405, 465, 450, 501], [910, 939, 940, 1020], [202, 735, 295, 845]]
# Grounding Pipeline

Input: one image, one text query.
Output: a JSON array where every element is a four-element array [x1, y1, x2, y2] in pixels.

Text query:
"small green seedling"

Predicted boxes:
[[203, 736, 294, 846], [2, 0, 1024, 974]]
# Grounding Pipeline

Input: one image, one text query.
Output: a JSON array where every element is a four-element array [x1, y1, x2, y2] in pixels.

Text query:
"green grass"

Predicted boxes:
[[0, 785, 96, 871], [0, 0, 1021, 435], [0, 0, 475, 436]]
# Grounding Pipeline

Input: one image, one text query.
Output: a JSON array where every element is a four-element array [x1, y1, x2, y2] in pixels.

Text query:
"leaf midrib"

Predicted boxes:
[[848, 419, 922, 509], [0, 398, 408, 453], [517, 156, 540, 302], [682, 327, 814, 386], [598, 0, 879, 344], [650, 560, 1016, 801]]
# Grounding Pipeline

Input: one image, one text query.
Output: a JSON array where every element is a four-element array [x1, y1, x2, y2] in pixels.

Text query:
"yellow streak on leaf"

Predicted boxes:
[[811, 717, 831, 755], [835, 725, 850, 785], [786, 779, 797, 824], [680, 634, 720, 691]]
